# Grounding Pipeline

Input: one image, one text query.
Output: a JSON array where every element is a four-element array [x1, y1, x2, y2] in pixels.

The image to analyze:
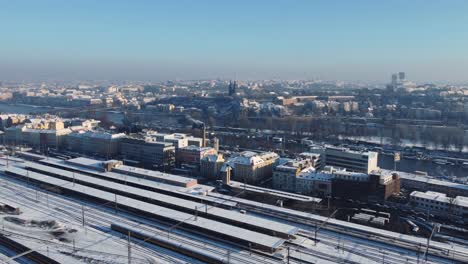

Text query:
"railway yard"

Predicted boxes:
[[0, 156, 467, 263]]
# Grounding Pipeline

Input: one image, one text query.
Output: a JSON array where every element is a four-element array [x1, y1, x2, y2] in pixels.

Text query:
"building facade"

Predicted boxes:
[[410, 191, 468, 219], [120, 137, 175, 170], [229, 151, 279, 184], [200, 154, 225, 180], [177, 146, 217, 165], [324, 147, 378, 173], [64, 131, 125, 158]]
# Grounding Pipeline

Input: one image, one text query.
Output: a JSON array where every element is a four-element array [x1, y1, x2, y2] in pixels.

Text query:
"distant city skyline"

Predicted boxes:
[[1, 0, 468, 82]]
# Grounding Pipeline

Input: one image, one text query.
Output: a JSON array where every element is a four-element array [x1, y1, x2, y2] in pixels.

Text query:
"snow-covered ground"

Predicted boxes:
[[0, 199, 164, 263], [0, 177, 194, 263]]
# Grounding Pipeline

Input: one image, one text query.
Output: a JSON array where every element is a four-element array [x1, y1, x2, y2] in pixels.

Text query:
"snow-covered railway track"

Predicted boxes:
[[0, 178, 186, 264], [0, 175, 282, 264]]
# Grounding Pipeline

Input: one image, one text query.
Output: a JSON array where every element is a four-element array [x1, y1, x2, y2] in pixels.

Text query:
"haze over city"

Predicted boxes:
[[0, 1, 468, 264], [1, 0, 468, 82]]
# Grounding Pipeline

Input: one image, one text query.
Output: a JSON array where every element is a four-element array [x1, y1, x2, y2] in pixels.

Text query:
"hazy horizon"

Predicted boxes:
[[1, 0, 468, 82]]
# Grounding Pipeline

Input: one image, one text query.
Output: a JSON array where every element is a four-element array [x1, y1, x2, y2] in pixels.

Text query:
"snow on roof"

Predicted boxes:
[[229, 180, 320, 202], [66, 157, 102, 168], [181, 145, 213, 151], [411, 190, 447, 201], [113, 164, 196, 186], [455, 196, 468, 208], [6, 166, 285, 250], [39, 158, 214, 194], [21, 127, 71, 134], [201, 154, 222, 162], [411, 191, 468, 208], [232, 151, 278, 166], [68, 130, 125, 139], [390, 169, 468, 191], [299, 152, 321, 159], [207, 192, 466, 253]]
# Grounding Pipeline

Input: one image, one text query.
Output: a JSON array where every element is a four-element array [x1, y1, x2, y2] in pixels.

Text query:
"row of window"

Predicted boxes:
[[413, 196, 446, 205], [416, 202, 446, 211]]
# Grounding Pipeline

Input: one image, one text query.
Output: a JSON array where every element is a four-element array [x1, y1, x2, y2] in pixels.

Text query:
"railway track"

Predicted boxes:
[[237, 202, 468, 263], [0, 229, 152, 264], [0, 175, 283, 264], [4, 168, 464, 264], [0, 178, 184, 264], [0, 232, 61, 264], [292, 230, 459, 264]]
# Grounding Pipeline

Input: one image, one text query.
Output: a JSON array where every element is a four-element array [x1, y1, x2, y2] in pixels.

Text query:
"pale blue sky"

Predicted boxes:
[[1, 0, 467, 81]]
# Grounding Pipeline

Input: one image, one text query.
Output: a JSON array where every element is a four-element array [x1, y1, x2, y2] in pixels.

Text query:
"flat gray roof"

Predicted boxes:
[[24, 162, 297, 237], [39, 158, 215, 194], [384, 169, 468, 191], [229, 181, 322, 203], [5, 166, 285, 250], [41, 158, 197, 187], [66, 157, 102, 167], [207, 192, 467, 254], [113, 164, 196, 185]]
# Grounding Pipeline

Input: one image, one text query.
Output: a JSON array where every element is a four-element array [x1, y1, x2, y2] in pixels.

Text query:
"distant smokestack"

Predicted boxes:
[[202, 126, 206, 148], [186, 114, 206, 147], [213, 137, 219, 152]]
